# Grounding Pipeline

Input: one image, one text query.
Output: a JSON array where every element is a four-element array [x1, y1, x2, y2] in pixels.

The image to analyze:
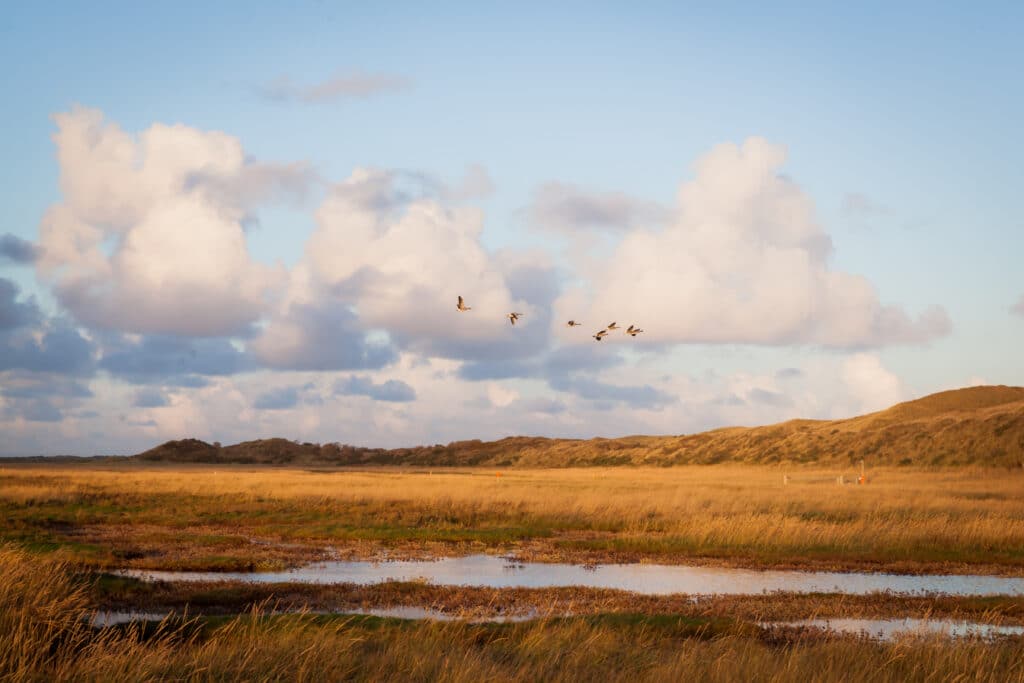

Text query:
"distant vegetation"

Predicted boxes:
[[135, 386, 1024, 467]]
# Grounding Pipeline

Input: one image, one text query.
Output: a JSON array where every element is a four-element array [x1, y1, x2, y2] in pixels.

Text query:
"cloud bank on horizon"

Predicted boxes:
[[0, 106, 966, 455]]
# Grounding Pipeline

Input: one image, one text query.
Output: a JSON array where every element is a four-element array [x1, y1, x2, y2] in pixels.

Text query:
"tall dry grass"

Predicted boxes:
[[3, 465, 1024, 571], [3, 545, 1024, 681], [2, 544, 1024, 683]]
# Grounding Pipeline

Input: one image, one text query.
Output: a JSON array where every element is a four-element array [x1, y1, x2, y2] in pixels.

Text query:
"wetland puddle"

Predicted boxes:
[[90, 607, 535, 626], [92, 610, 1024, 641], [117, 554, 1024, 596], [768, 618, 1024, 641]]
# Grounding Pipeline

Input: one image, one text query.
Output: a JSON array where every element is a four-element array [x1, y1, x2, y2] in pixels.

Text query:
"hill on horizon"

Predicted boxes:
[[135, 385, 1024, 468]]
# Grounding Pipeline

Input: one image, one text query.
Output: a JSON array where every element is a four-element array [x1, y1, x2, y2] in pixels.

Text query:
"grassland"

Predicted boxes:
[[6, 440, 1024, 680], [3, 547, 1024, 682], [3, 463, 1024, 574]]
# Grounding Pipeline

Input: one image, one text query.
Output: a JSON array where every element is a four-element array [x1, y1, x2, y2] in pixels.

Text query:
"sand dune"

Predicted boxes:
[[137, 386, 1024, 467]]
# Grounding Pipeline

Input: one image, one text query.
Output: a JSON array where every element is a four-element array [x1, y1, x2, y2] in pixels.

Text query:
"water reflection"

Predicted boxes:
[[89, 606, 535, 626], [117, 554, 1024, 596], [767, 618, 1024, 641], [90, 611, 170, 627], [347, 605, 537, 622]]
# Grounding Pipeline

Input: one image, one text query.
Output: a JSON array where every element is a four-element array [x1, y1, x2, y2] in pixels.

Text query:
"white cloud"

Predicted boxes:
[[529, 181, 668, 233], [36, 107, 296, 336], [486, 382, 519, 407], [839, 353, 905, 414], [264, 168, 532, 360], [7, 113, 966, 455], [553, 137, 951, 348], [446, 164, 494, 201], [2, 345, 917, 455]]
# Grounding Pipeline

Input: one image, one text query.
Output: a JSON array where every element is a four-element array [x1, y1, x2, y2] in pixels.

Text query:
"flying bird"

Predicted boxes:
[[508, 312, 523, 325], [606, 322, 619, 331], [456, 296, 471, 312], [566, 320, 582, 327], [627, 325, 644, 337], [593, 330, 608, 341]]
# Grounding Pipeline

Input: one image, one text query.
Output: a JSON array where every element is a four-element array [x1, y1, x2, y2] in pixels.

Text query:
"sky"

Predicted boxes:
[[1, 1, 1022, 455]]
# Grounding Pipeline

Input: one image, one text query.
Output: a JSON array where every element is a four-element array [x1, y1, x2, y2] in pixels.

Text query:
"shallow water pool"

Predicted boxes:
[[116, 554, 1024, 596]]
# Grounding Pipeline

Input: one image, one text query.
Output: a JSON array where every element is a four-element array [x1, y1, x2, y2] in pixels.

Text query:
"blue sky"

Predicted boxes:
[[1, 2, 1022, 455]]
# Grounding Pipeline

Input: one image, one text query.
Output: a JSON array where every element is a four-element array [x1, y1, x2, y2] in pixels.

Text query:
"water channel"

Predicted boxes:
[[117, 554, 1024, 596]]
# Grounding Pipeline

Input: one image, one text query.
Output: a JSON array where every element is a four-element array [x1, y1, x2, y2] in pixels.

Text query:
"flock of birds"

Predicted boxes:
[[456, 296, 643, 341]]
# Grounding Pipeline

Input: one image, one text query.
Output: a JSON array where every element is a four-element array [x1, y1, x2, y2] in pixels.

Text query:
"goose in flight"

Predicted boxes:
[[627, 325, 644, 337], [566, 320, 582, 327], [456, 296, 472, 312], [508, 312, 523, 325], [606, 322, 619, 331], [593, 329, 608, 341]]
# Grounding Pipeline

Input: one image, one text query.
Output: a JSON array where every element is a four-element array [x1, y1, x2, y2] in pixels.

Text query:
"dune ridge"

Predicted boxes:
[[135, 385, 1024, 467]]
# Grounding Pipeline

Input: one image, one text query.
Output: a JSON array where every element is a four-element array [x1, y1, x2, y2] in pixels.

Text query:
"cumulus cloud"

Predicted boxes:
[[132, 388, 169, 408], [747, 387, 794, 408], [520, 397, 567, 415], [184, 161, 318, 214], [554, 138, 951, 348], [36, 107, 292, 336], [775, 367, 803, 380], [19, 400, 63, 422], [839, 353, 905, 414], [253, 386, 300, 410], [457, 342, 622, 382], [0, 278, 40, 330], [250, 301, 397, 371], [372, 165, 495, 204], [335, 375, 417, 402], [0, 324, 96, 376], [0, 279, 95, 376], [0, 372, 93, 400], [0, 278, 96, 430], [0, 234, 41, 264], [259, 72, 411, 104], [548, 374, 675, 409], [99, 334, 252, 383], [486, 382, 519, 408], [263, 168, 539, 362], [529, 181, 668, 233], [5, 113, 962, 454], [0, 372, 94, 427], [447, 164, 495, 201]]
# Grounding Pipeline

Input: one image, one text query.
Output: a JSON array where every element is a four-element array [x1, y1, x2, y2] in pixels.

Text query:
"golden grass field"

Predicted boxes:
[[3, 546, 1024, 682], [4, 459, 1024, 680], [3, 463, 1024, 574]]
